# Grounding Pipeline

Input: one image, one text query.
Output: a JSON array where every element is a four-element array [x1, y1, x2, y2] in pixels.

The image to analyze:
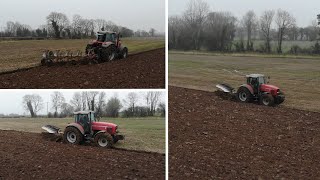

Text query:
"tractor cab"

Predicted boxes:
[[74, 111, 95, 134], [96, 31, 120, 46], [246, 74, 268, 94]]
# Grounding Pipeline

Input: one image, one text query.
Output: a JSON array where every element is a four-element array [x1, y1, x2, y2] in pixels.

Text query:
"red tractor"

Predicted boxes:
[[41, 31, 128, 65], [85, 31, 128, 62], [42, 111, 124, 148], [216, 74, 285, 106]]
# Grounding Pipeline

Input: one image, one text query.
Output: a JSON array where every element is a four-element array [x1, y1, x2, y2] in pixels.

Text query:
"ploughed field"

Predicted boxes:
[[169, 86, 320, 179], [0, 48, 165, 88], [0, 130, 165, 179]]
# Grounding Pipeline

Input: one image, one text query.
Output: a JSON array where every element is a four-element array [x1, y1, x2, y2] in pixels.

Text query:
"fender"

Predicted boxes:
[[119, 45, 128, 51], [66, 123, 85, 135], [94, 130, 108, 137], [239, 84, 254, 95]]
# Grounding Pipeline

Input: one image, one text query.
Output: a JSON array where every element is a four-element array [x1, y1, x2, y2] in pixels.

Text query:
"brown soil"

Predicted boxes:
[[169, 86, 320, 179], [0, 130, 165, 180], [0, 49, 165, 89]]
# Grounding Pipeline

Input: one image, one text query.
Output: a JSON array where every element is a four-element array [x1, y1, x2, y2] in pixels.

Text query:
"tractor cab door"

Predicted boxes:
[[75, 114, 91, 134], [247, 77, 259, 94]]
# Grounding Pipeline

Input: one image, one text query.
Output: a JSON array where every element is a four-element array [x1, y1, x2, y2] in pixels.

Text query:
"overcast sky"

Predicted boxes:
[[169, 0, 320, 27], [0, 90, 165, 115], [0, 0, 165, 32]]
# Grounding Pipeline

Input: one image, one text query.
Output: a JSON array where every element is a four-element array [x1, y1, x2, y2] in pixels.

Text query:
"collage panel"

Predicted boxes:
[[0, 90, 166, 179], [0, 0, 165, 89], [169, 0, 320, 179]]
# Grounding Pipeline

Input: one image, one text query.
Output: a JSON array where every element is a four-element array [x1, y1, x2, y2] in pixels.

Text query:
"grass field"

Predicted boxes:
[[0, 117, 165, 153], [169, 52, 320, 112], [0, 37, 164, 72]]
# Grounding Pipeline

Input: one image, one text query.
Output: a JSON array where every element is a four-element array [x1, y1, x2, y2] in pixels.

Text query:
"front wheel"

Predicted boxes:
[[260, 94, 275, 106], [94, 133, 113, 148]]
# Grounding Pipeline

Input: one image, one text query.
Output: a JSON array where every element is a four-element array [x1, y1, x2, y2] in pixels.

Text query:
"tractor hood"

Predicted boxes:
[[91, 122, 118, 134], [260, 84, 280, 96]]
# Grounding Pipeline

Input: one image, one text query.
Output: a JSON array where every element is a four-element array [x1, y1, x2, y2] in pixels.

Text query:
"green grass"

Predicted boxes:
[[169, 52, 320, 112], [0, 37, 164, 72], [0, 117, 165, 153]]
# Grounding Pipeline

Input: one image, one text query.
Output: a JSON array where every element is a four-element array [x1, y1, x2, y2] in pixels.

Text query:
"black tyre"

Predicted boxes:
[[260, 94, 275, 106], [237, 87, 252, 103], [63, 126, 83, 145], [120, 48, 128, 59], [94, 133, 113, 148], [96, 48, 109, 62], [107, 45, 116, 61]]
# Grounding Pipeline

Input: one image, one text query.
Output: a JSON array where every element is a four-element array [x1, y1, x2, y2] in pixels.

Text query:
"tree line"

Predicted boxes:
[[0, 12, 159, 39], [22, 91, 165, 118], [169, 0, 320, 54]]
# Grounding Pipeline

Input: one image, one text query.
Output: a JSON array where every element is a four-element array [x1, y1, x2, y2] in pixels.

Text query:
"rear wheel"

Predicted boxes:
[[94, 133, 113, 148], [63, 127, 83, 145], [107, 46, 116, 61], [237, 87, 252, 103], [120, 48, 128, 59], [260, 94, 275, 106]]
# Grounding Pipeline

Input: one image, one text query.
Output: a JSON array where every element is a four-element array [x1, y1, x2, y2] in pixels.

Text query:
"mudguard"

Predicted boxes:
[[66, 123, 85, 135], [239, 84, 254, 95], [119, 44, 128, 51]]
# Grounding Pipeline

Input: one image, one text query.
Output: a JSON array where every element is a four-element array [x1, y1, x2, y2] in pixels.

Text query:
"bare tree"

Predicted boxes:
[[105, 95, 122, 118], [95, 19, 107, 31], [157, 102, 166, 117], [22, 94, 44, 117], [61, 103, 74, 117], [275, 9, 296, 53], [51, 91, 65, 116], [95, 92, 106, 117], [242, 10, 258, 51], [47, 12, 69, 38], [149, 28, 156, 37], [123, 92, 139, 116], [183, 0, 210, 50], [145, 92, 161, 116], [70, 92, 83, 111], [260, 10, 275, 53]]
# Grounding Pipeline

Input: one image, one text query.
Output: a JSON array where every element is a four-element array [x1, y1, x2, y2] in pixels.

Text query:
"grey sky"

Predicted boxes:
[[0, 90, 165, 115], [169, 0, 320, 27], [0, 0, 165, 32]]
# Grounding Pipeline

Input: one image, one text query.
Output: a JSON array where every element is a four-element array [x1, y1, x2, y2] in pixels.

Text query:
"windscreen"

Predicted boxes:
[[97, 34, 106, 42]]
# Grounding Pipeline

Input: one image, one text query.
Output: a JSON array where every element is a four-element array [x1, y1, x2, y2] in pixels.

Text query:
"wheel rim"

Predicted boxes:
[[263, 97, 270, 105], [98, 138, 108, 147], [123, 51, 127, 58], [67, 132, 77, 143], [239, 92, 247, 101]]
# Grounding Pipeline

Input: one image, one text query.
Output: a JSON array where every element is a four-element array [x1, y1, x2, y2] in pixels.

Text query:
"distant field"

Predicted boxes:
[[0, 117, 165, 153], [0, 37, 164, 72], [169, 52, 320, 112]]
